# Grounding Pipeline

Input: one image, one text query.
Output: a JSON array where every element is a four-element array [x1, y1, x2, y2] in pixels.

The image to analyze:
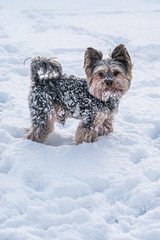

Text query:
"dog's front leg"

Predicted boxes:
[[74, 124, 98, 144], [74, 113, 98, 144]]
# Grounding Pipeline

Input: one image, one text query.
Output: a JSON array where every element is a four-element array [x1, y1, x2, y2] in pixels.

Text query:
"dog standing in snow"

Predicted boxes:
[[84, 44, 133, 136], [24, 57, 118, 144]]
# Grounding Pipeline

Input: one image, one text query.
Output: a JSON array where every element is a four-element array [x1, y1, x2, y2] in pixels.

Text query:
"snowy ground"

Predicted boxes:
[[0, 0, 160, 239]]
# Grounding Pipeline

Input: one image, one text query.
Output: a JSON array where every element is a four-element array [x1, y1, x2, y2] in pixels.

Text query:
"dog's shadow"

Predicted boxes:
[[44, 131, 74, 147]]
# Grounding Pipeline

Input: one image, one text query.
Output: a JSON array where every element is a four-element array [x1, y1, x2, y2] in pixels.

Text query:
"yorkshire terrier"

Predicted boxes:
[[24, 56, 119, 144], [84, 44, 133, 136]]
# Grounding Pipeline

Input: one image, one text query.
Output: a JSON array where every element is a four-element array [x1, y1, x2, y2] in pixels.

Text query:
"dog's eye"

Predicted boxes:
[[113, 71, 119, 76], [99, 72, 104, 78]]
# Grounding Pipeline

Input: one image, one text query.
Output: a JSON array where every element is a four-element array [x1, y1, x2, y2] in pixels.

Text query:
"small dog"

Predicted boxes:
[[84, 44, 133, 136], [24, 57, 118, 144]]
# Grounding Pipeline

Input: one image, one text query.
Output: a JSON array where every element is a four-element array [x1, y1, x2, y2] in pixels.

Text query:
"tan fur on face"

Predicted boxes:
[[90, 65, 130, 101], [84, 45, 133, 89]]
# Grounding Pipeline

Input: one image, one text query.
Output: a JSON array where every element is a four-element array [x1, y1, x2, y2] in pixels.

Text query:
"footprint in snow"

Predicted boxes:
[[144, 169, 160, 182], [0, 76, 8, 82], [0, 91, 10, 104], [23, 172, 47, 192], [1, 124, 25, 139], [0, 91, 10, 112], [147, 120, 160, 140], [0, 157, 13, 174], [2, 43, 19, 54], [129, 148, 147, 164]]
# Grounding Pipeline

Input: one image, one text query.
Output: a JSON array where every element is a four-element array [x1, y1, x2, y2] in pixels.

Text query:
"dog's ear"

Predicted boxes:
[[111, 44, 133, 77], [84, 47, 103, 84]]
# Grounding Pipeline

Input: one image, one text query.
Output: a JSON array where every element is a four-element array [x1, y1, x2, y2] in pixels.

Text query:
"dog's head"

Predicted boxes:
[[84, 44, 133, 100]]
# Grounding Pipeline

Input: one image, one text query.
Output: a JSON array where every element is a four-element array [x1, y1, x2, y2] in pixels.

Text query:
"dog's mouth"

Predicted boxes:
[[101, 87, 123, 101], [89, 77, 126, 101], [89, 84, 123, 101]]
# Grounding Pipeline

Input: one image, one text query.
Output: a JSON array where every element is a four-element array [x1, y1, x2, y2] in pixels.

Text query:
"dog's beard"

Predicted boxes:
[[101, 90, 122, 101], [89, 78, 128, 101]]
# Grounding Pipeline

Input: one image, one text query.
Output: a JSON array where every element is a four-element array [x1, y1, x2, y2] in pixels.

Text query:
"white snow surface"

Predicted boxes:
[[0, 0, 160, 239]]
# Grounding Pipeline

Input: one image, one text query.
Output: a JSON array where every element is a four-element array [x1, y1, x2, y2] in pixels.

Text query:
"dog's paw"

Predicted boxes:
[[24, 128, 43, 143], [74, 125, 98, 144], [24, 129, 35, 141]]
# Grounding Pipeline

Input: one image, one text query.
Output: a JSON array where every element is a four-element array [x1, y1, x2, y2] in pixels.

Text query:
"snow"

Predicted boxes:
[[0, 0, 160, 239]]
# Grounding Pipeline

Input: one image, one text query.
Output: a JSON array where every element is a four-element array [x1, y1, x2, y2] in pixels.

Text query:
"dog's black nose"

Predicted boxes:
[[106, 80, 113, 87]]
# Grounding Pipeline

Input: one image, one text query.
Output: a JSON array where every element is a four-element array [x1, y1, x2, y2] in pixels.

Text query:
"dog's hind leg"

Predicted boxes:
[[25, 114, 55, 143], [24, 90, 55, 143]]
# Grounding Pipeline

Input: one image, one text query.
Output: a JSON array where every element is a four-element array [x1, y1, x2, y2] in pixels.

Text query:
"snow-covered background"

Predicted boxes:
[[0, 0, 160, 239]]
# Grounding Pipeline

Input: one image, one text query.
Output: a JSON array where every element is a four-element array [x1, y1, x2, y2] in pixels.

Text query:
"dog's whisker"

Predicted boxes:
[[97, 79, 105, 87]]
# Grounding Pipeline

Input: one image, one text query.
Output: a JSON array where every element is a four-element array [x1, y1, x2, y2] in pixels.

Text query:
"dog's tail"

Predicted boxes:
[[29, 56, 62, 83]]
